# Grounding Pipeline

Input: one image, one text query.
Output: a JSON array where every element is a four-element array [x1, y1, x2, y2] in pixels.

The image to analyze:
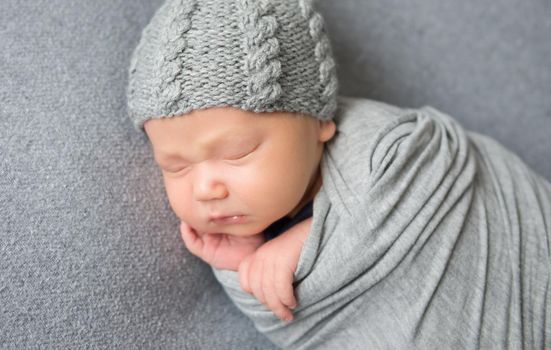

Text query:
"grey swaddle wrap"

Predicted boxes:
[[213, 96, 551, 349]]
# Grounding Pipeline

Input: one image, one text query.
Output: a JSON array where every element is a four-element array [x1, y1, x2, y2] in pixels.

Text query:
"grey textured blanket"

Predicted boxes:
[[213, 97, 551, 349]]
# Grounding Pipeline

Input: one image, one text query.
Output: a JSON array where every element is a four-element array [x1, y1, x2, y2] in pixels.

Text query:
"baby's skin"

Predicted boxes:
[[144, 106, 335, 322]]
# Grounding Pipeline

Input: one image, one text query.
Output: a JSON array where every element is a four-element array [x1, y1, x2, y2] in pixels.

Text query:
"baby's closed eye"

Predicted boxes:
[[163, 165, 190, 174], [223, 144, 259, 162]]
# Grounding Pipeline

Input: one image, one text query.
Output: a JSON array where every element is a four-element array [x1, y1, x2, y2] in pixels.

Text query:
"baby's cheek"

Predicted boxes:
[[163, 178, 192, 220], [244, 172, 299, 218]]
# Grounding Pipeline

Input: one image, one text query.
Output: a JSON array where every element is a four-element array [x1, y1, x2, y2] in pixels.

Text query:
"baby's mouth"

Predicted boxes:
[[209, 215, 248, 225]]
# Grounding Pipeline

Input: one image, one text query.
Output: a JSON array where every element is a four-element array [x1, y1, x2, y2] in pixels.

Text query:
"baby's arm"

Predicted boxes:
[[238, 217, 312, 322]]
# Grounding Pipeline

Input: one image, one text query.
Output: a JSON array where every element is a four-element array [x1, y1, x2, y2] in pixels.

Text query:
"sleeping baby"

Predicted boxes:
[[127, 0, 551, 348]]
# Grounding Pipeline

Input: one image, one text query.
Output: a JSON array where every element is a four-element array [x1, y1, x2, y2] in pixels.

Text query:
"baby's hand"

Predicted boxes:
[[238, 217, 312, 322], [180, 221, 265, 271]]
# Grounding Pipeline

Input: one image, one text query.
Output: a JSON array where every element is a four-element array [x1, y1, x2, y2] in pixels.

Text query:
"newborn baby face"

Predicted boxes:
[[144, 107, 336, 236]]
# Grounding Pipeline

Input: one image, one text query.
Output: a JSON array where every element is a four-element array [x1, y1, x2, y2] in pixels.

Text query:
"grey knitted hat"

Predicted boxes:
[[126, 0, 338, 130]]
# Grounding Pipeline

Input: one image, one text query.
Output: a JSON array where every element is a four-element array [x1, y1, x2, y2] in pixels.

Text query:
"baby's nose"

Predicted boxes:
[[193, 169, 229, 201], [194, 181, 228, 201]]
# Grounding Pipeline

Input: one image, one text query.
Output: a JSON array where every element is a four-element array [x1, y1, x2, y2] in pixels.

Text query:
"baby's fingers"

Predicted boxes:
[[249, 258, 266, 306], [274, 261, 297, 310], [263, 261, 294, 322], [238, 255, 253, 294], [180, 221, 204, 257]]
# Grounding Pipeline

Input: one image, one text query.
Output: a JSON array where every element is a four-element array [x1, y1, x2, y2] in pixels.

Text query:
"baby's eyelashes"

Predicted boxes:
[[163, 165, 189, 173], [161, 166, 191, 177], [225, 150, 252, 161], [222, 144, 259, 162]]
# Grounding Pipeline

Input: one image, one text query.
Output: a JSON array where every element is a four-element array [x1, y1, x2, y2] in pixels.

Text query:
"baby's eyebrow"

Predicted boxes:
[[157, 153, 185, 162], [154, 149, 194, 166], [154, 137, 225, 163]]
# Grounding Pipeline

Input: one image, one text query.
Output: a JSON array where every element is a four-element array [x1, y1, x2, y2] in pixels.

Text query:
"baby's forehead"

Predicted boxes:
[[147, 107, 316, 138], [149, 109, 314, 146], [170, 108, 312, 130]]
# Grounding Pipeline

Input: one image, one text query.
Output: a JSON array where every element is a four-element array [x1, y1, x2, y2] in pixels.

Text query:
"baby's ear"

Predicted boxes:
[[318, 120, 336, 142]]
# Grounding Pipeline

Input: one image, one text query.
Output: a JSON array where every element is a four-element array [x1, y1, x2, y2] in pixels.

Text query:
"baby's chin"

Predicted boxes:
[[197, 221, 268, 237]]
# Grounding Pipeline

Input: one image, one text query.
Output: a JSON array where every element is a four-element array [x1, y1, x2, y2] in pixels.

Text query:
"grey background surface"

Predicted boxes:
[[1, 0, 549, 348]]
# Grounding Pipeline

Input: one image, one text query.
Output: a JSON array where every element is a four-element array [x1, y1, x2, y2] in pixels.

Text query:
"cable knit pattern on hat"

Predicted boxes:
[[127, 0, 339, 130], [239, 0, 282, 107], [156, 0, 196, 113], [299, 0, 338, 118]]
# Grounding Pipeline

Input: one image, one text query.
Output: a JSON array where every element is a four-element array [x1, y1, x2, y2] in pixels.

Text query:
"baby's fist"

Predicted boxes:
[[237, 217, 312, 322], [238, 245, 297, 322]]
